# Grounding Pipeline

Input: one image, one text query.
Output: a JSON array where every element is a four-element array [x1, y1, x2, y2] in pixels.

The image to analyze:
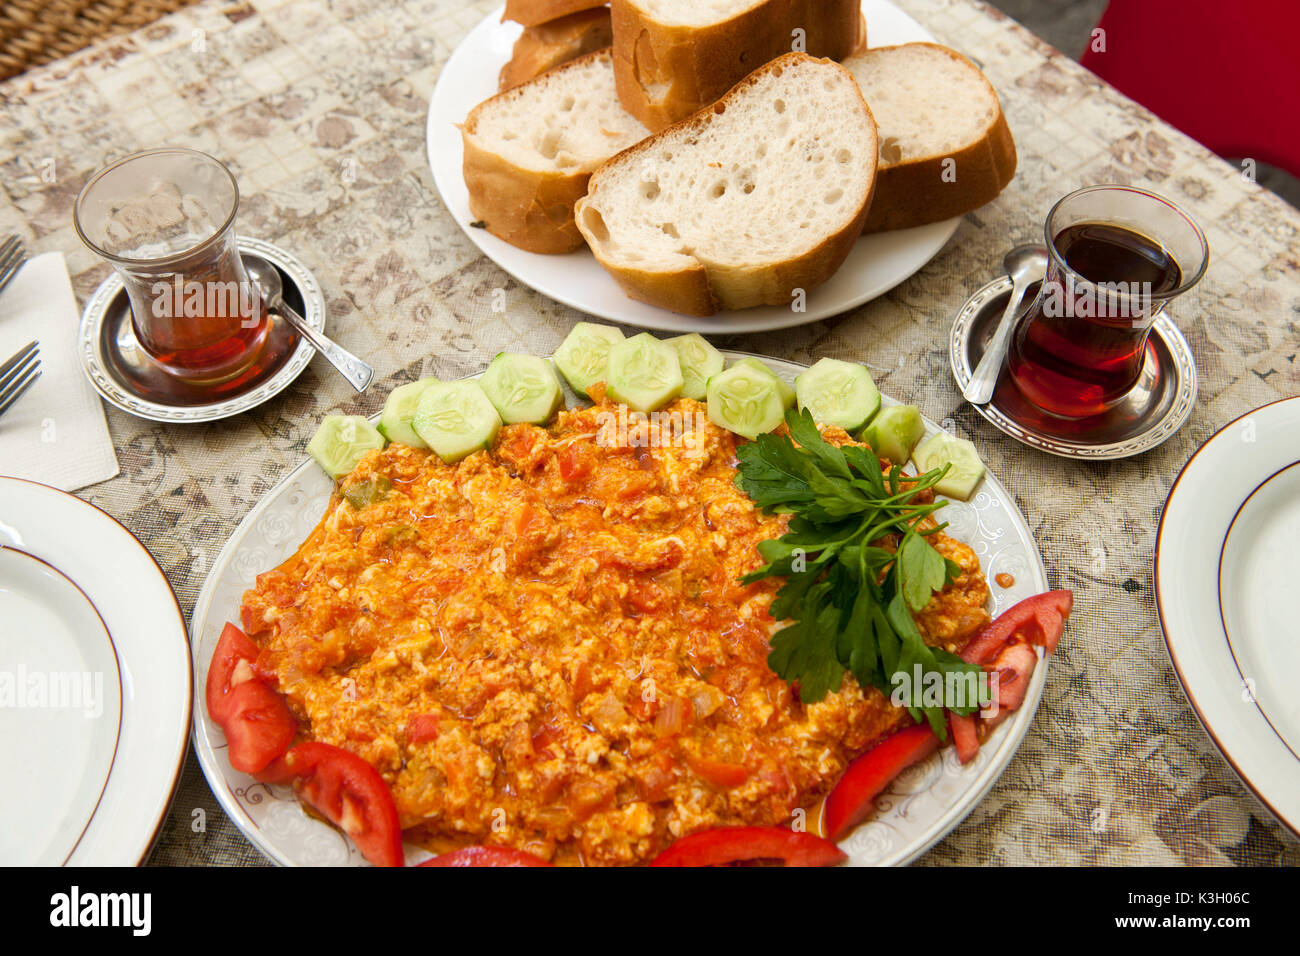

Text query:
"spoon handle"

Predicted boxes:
[[963, 277, 1033, 405], [275, 298, 373, 393]]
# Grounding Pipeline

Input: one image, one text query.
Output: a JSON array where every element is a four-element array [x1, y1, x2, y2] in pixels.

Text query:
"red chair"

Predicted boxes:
[[1080, 0, 1300, 179]]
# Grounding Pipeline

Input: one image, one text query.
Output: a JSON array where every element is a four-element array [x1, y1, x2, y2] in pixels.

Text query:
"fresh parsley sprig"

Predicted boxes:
[[736, 408, 982, 738]]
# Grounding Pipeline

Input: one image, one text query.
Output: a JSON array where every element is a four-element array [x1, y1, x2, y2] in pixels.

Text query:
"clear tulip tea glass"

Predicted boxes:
[[1006, 184, 1209, 420], [74, 148, 269, 384]]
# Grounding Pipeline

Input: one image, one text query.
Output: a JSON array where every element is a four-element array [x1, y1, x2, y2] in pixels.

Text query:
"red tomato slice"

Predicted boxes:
[[417, 847, 553, 867], [223, 681, 297, 774], [961, 589, 1073, 665], [949, 711, 980, 765], [205, 622, 261, 724], [986, 642, 1038, 725], [649, 827, 846, 867], [823, 724, 940, 842], [259, 742, 404, 868]]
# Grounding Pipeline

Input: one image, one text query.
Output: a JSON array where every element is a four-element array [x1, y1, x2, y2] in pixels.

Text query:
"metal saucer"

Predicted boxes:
[[78, 237, 326, 424], [949, 274, 1197, 460]]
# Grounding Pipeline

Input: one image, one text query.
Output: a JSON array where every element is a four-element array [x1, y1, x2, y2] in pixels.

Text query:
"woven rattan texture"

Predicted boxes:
[[0, 0, 204, 80]]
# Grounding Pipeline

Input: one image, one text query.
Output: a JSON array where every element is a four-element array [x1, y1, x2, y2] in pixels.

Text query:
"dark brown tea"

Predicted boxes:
[[1007, 222, 1182, 419]]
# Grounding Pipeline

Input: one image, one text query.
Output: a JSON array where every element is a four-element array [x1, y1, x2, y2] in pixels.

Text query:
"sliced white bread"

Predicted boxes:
[[575, 53, 878, 315], [841, 42, 1017, 232], [610, 0, 862, 131], [502, 0, 608, 29], [499, 7, 614, 90], [462, 49, 650, 254]]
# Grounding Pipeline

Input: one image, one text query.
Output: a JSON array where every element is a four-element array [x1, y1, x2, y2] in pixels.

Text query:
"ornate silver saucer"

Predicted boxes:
[[950, 274, 1197, 460], [77, 237, 326, 424]]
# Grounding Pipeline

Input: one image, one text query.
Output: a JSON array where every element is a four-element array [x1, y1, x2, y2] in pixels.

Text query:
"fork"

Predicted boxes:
[[0, 235, 27, 298], [0, 340, 41, 420]]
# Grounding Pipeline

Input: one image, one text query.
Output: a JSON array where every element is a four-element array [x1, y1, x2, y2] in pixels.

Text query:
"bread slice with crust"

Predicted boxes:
[[502, 0, 607, 29], [499, 7, 614, 90], [462, 49, 649, 254], [575, 53, 878, 315], [610, 0, 862, 131], [841, 42, 1017, 232]]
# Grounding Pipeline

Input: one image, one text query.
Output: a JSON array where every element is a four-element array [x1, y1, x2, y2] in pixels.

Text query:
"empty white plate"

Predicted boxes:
[[1156, 396, 1300, 835], [0, 477, 191, 864], [0, 547, 121, 864]]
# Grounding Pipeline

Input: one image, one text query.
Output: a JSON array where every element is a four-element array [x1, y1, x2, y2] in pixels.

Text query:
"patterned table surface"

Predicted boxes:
[[2, 0, 1297, 867]]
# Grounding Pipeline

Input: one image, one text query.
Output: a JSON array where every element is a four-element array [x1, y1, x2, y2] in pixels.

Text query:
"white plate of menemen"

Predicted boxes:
[[0, 477, 191, 864], [1156, 397, 1300, 837], [191, 331, 1070, 866], [426, 0, 1017, 334]]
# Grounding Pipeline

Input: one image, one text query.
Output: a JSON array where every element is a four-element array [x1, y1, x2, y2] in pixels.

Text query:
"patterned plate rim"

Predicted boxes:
[[77, 236, 326, 424], [190, 351, 1051, 867]]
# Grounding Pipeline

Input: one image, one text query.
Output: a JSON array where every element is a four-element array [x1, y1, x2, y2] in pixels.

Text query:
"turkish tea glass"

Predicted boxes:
[[74, 147, 269, 384], [1005, 184, 1209, 419]]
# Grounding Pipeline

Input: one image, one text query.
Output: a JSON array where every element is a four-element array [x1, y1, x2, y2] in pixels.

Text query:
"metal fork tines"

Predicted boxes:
[[0, 340, 41, 419], [0, 235, 28, 296]]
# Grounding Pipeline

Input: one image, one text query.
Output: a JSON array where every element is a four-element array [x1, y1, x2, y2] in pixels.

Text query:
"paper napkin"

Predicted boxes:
[[0, 251, 119, 491]]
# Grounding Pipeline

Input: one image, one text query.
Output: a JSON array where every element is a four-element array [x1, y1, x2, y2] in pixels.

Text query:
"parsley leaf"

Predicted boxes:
[[737, 408, 982, 738]]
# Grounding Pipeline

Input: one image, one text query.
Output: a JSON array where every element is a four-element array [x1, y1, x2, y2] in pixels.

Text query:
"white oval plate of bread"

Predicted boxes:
[[427, 0, 1012, 334]]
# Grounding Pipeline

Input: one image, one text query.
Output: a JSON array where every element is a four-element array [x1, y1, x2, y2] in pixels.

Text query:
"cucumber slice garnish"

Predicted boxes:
[[860, 404, 925, 465], [794, 358, 880, 432], [307, 415, 386, 479], [413, 380, 502, 464], [733, 357, 795, 409], [379, 377, 440, 449], [480, 353, 564, 425], [913, 431, 986, 500], [605, 332, 684, 413], [553, 322, 624, 398], [667, 333, 724, 401], [706, 363, 787, 439]]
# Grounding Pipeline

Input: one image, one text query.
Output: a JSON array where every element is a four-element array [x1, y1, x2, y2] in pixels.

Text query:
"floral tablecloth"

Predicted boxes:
[[2, 0, 1296, 866]]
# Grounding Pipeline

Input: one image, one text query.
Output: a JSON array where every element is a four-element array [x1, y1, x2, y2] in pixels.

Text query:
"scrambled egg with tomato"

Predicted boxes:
[[240, 398, 989, 865]]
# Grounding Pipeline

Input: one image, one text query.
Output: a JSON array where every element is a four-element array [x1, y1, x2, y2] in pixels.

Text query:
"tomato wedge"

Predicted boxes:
[[259, 742, 404, 868], [205, 622, 261, 724], [987, 641, 1038, 719], [823, 724, 940, 842], [949, 711, 980, 765], [961, 589, 1073, 665], [944, 589, 1072, 765], [222, 681, 297, 774], [649, 827, 846, 867], [205, 622, 295, 774], [417, 847, 553, 867]]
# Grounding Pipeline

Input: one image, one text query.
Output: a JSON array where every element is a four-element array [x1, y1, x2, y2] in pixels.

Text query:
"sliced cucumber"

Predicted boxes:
[[734, 357, 795, 409], [480, 353, 564, 425], [913, 431, 986, 500], [667, 333, 724, 401], [553, 322, 624, 398], [413, 380, 502, 464], [860, 404, 924, 466], [706, 363, 787, 439], [794, 358, 881, 432], [605, 332, 684, 413], [378, 377, 440, 449], [307, 415, 386, 479]]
